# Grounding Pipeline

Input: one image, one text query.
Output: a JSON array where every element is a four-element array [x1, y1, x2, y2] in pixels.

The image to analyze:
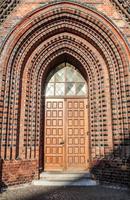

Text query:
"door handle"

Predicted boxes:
[[60, 141, 64, 145]]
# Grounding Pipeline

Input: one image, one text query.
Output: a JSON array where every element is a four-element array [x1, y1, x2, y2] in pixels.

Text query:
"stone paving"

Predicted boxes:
[[0, 185, 130, 200]]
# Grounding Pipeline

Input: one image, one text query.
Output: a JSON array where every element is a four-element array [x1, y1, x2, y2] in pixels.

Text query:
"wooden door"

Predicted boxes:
[[44, 98, 89, 171], [66, 99, 89, 170], [44, 99, 65, 171]]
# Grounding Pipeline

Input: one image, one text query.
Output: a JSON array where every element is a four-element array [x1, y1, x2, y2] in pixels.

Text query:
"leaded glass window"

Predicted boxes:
[[45, 63, 87, 97]]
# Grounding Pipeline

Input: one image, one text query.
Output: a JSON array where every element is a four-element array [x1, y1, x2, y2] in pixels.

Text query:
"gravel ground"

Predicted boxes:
[[0, 185, 130, 200]]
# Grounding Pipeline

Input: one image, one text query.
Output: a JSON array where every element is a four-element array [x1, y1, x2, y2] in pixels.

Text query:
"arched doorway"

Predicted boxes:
[[44, 63, 89, 171], [0, 1, 129, 185]]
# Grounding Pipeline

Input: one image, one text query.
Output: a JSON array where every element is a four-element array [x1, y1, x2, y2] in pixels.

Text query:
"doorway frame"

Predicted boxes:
[[41, 61, 91, 172]]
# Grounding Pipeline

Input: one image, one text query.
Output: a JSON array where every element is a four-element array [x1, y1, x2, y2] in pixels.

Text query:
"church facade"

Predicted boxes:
[[0, 0, 130, 186]]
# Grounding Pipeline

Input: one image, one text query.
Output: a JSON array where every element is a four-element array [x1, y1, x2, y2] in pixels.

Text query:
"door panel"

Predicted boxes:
[[66, 99, 88, 170], [44, 98, 89, 171], [44, 99, 65, 171]]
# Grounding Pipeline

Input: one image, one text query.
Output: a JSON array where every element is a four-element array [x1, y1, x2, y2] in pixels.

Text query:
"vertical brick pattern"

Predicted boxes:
[[0, 159, 2, 187]]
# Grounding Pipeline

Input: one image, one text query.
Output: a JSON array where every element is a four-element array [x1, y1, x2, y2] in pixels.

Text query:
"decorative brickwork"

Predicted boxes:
[[0, 0, 20, 24], [111, 0, 130, 22], [0, 0, 130, 25], [0, 1, 130, 186]]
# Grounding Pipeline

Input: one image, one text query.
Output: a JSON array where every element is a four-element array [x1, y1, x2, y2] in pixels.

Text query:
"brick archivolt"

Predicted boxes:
[[0, 2, 129, 162], [20, 34, 112, 161]]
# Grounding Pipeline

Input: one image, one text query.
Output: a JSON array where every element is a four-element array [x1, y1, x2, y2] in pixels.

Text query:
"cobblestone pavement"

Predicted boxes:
[[0, 185, 130, 200]]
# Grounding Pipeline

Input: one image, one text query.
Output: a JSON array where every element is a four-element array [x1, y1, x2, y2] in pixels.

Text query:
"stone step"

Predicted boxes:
[[32, 172, 98, 186], [32, 179, 98, 186], [40, 172, 91, 181]]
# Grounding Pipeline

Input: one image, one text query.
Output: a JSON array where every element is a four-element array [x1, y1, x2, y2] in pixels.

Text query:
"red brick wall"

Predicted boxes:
[[1, 159, 39, 186], [0, 159, 2, 187], [91, 158, 130, 186]]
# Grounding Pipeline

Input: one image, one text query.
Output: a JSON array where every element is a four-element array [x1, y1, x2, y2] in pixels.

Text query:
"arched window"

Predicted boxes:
[[45, 63, 87, 97]]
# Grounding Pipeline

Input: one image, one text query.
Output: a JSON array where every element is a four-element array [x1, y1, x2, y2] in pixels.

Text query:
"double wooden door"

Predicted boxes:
[[44, 98, 89, 171]]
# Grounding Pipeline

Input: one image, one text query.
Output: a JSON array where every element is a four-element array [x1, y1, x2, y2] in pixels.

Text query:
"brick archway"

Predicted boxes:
[[0, 1, 129, 185]]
